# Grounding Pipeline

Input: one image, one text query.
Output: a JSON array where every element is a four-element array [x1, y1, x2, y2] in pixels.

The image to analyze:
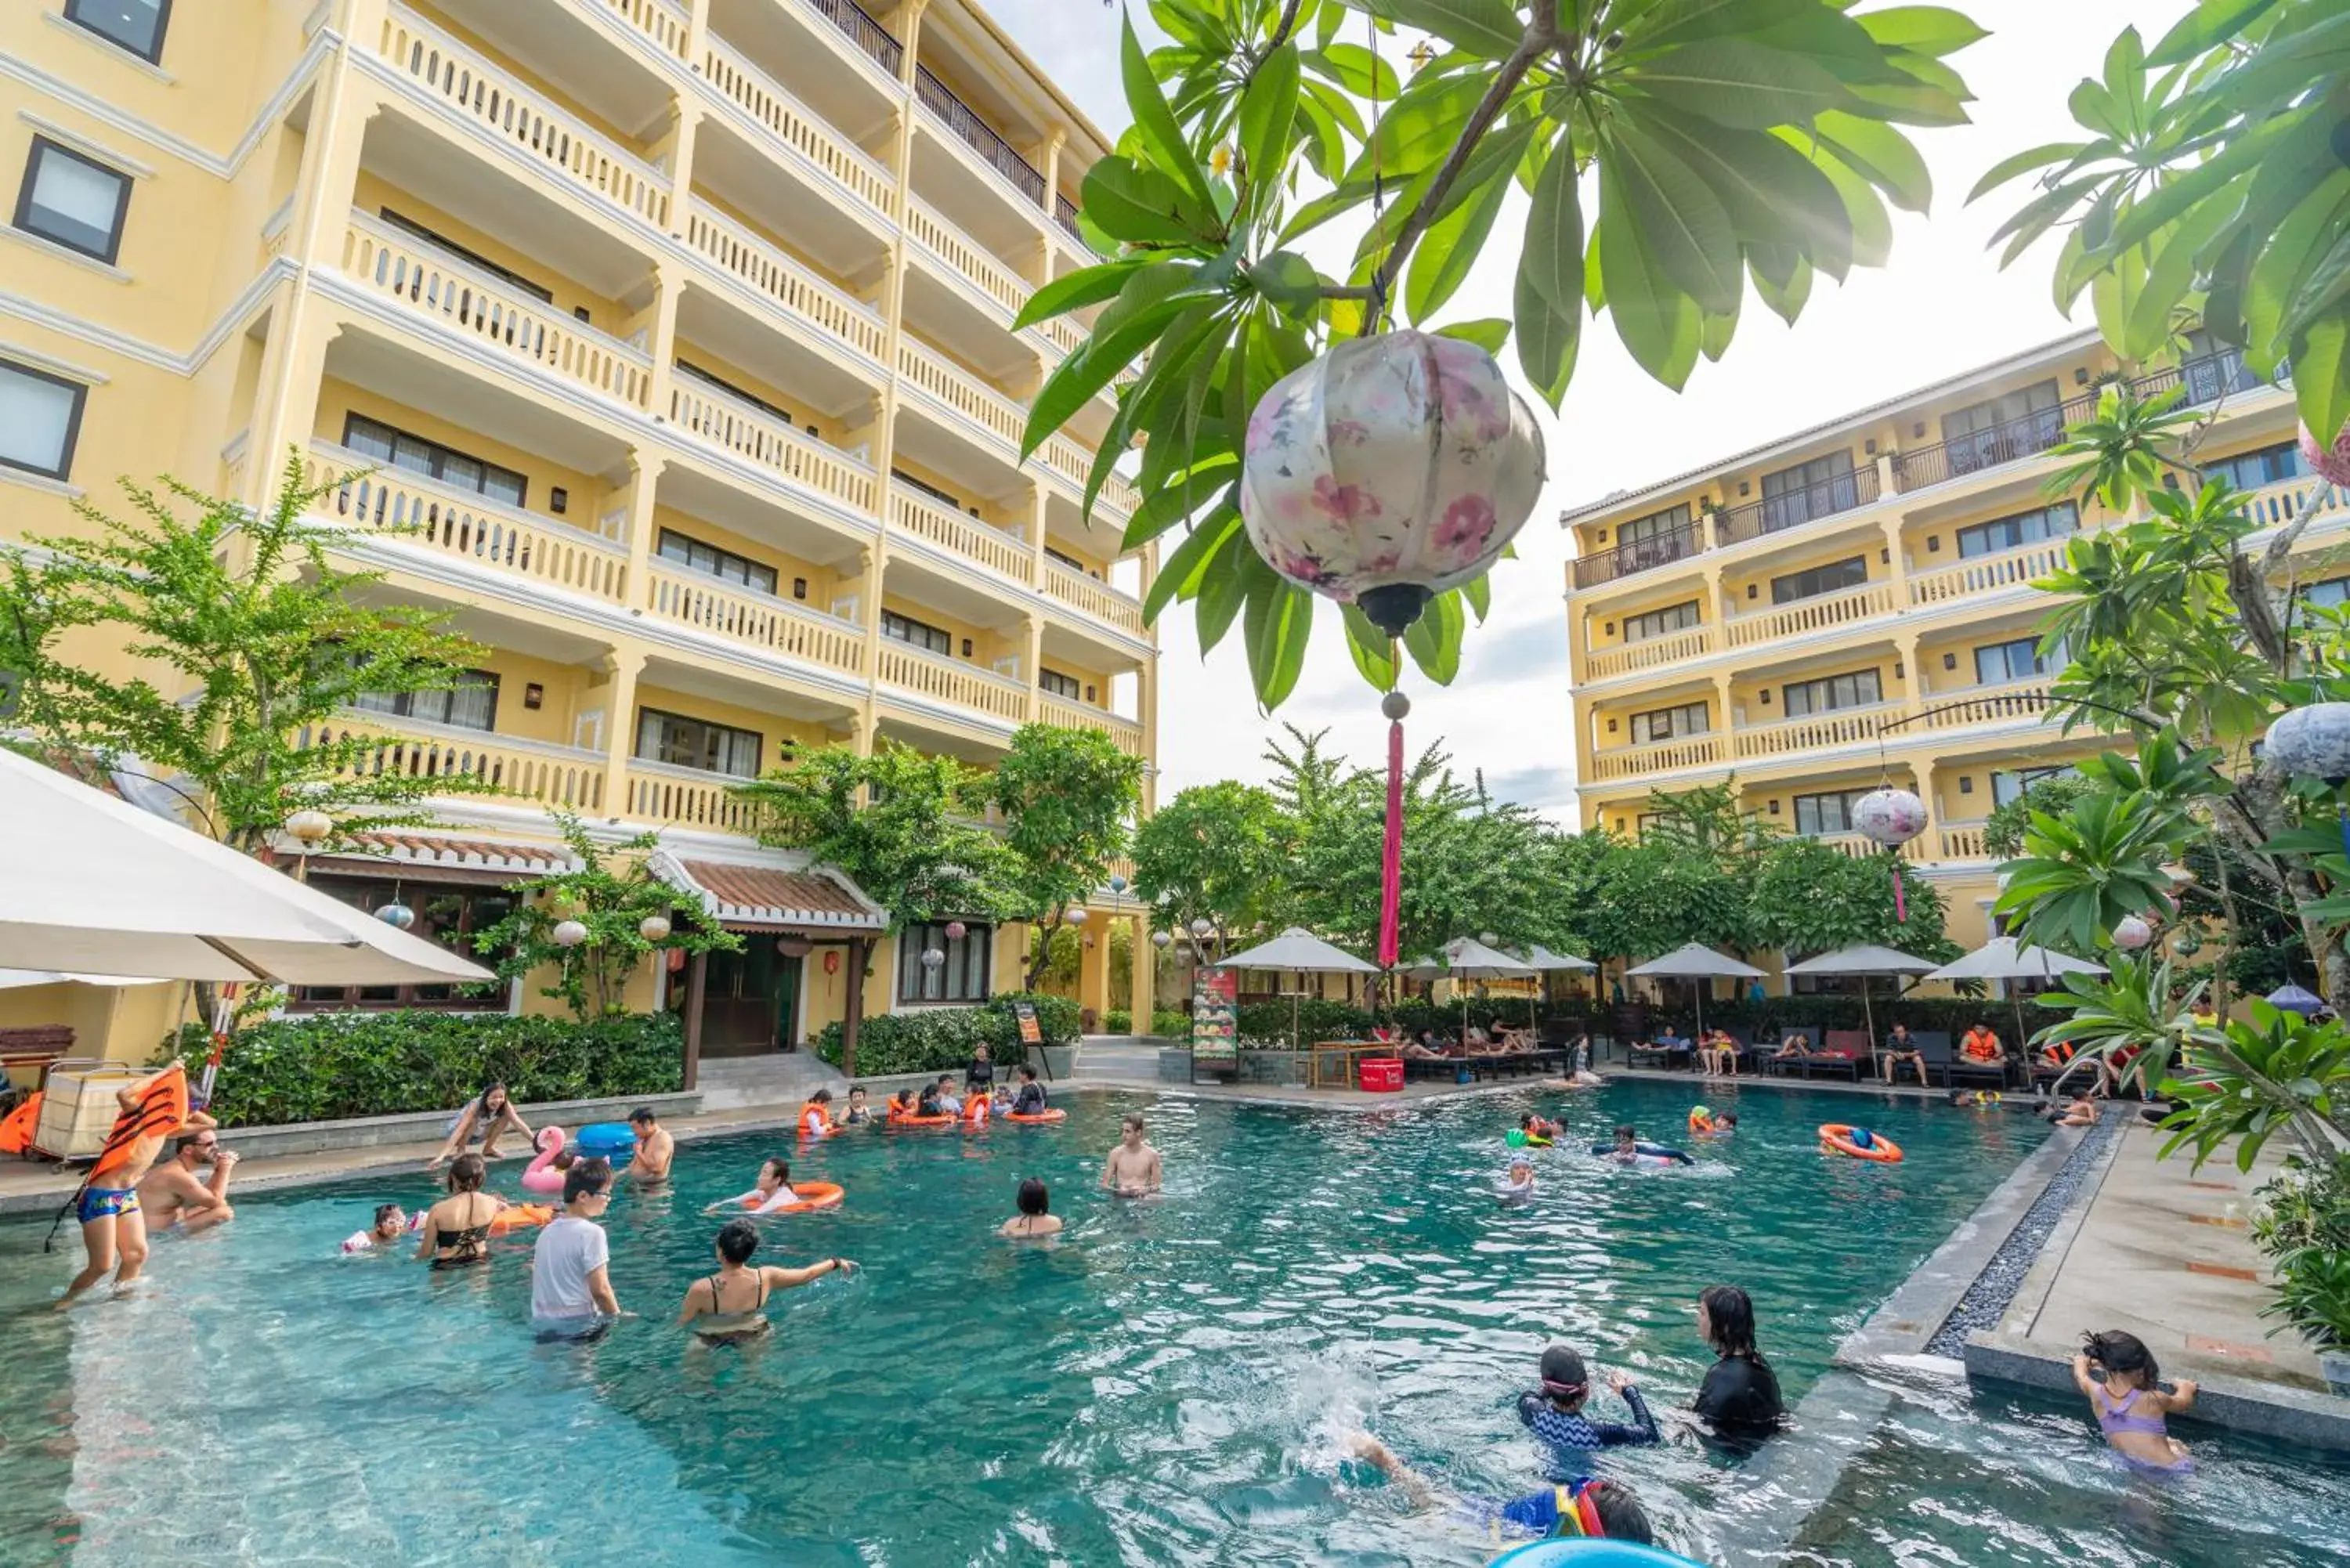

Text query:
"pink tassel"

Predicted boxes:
[[1893, 862, 1907, 923], [1379, 719, 1403, 967]]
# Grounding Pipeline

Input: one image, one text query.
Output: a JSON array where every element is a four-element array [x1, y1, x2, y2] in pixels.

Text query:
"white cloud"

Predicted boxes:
[[980, 0, 2190, 824]]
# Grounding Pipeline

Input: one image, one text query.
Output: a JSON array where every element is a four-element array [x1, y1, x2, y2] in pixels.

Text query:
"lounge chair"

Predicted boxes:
[[1943, 1035, 2013, 1090], [1907, 1031, 1954, 1089], [1787, 1029, 1867, 1082]]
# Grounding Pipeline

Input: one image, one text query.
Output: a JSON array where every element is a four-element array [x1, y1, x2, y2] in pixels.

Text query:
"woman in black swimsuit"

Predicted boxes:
[[414, 1154, 505, 1268], [677, 1219, 855, 1343], [1690, 1284, 1785, 1437]]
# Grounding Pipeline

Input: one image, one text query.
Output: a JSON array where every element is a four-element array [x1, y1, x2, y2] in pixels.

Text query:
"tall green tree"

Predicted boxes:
[[1130, 779, 1296, 943], [1020, 0, 1983, 705], [1745, 839, 1957, 961], [0, 452, 491, 849], [991, 724, 1146, 986], [1582, 836, 1753, 966]]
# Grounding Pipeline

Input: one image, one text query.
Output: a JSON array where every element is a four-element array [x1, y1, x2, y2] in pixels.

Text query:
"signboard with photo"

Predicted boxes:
[[1013, 1001, 1042, 1046], [1191, 966, 1238, 1065]]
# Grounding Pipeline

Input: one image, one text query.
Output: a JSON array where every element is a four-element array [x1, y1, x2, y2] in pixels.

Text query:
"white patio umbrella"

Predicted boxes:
[[0, 748, 497, 987], [1784, 943, 1940, 1044], [1924, 938, 2107, 1055], [1217, 927, 1379, 1049], [1625, 943, 1764, 1036], [1404, 937, 1535, 1039], [1516, 944, 1596, 1027], [0, 969, 165, 990]]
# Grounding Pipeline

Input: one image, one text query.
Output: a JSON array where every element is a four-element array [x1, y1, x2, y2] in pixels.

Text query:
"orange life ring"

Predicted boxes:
[[1688, 1107, 1716, 1135], [888, 1114, 956, 1128], [1004, 1109, 1066, 1124], [1818, 1123, 1902, 1163], [743, 1181, 843, 1214], [487, 1203, 554, 1234]]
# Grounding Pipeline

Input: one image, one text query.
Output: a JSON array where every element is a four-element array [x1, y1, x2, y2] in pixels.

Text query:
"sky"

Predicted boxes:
[[979, 0, 2189, 823]]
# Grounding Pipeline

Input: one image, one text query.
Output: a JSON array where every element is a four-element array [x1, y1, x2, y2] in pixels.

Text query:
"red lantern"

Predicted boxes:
[[665, 947, 686, 974], [823, 951, 841, 975]]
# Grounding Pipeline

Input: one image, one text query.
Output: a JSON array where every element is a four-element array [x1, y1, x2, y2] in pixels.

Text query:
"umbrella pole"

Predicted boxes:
[[1861, 977, 1875, 1052], [1695, 980, 1706, 1039]]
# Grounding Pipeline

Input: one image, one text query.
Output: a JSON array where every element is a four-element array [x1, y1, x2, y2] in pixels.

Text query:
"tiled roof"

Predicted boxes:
[[653, 853, 888, 932], [327, 832, 574, 874]]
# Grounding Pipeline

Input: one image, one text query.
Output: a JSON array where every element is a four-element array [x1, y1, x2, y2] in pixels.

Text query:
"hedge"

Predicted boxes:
[[811, 992, 1081, 1078], [1213, 993, 2041, 1048], [175, 1010, 684, 1126]]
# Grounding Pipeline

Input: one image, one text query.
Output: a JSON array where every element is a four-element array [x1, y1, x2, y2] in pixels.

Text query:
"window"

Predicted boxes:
[[1793, 788, 1873, 836], [1782, 668, 1882, 717], [353, 669, 499, 732], [1956, 500, 2078, 558], [891, 468, 961, 510], [657, 528, 777, 596], [677, 360, 790, 423], [2200, 440, 2305, 492], [15, 138, 132, 263], [898, 919, 992, 1003], [0, 358, 88, 480], [1044, 545, 1091, 575], [378, 209, 551, 302], [342, 415, 526, 507], [63, 0, 170, 62], [1039, 668, 1081, 700], [1942, 380, 2063, 474], [1629, 701, 1708, 744], [1992, 765, 2074, 808], [1759, 450, 1858, 529], [1618, 504, 1690, 550], [1623, 601, 1701, 642], [882, 609, 952, 656], [2305, 576, 2350, 610], [2178, 328, 2264, 405], [635, 707, 762, 777], [294, 877, 512, 1010], [1769, 556, 1867, 605], [1973, 635, 2063, 686]]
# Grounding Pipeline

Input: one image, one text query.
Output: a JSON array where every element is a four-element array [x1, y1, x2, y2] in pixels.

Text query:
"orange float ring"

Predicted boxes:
[[743, 1181, 843, 1214], [1004, 1109, 1067, 1124], [1818, 1123, 1902, 1163], [887, 1114, 956, 1129], [487, 1203, 554, 1234]]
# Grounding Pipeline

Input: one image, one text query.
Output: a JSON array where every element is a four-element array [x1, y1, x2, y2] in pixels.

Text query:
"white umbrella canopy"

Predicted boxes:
[[1625, 944, 1764, 1035], [1784, 945, 1941, 1043], [1520, 944, 1597, 972], [0, 749, 497, 987], [0, 969, 165, 990], [1218, 927, 1380, 974], [1403, 937, 1536, 980], [1925, 938, 2109, 1064]]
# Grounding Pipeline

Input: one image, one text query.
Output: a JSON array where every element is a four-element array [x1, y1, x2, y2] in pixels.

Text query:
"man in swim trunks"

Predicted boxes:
[[137, 1129, 240, 1233], [1101, 1113, 1162, 1197], [1010, 1064, 1049, 1116], [626, 1107, 673, 1183], [60, 1067, 214, 1306]]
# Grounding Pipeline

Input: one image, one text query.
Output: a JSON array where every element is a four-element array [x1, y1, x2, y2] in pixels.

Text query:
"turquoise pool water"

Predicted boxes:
[[0, 1082, 2337, 1565]]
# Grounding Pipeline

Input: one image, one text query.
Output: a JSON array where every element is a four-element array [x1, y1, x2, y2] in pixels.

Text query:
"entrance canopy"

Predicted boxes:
[[650, 849, 888, 933]]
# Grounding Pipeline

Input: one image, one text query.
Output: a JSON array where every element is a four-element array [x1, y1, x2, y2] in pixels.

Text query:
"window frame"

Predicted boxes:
[[656, 527, 778, 597], [1618, 503, 1691, 548], [1991, 765, 2073, 809], [1768, 555, 1868, 605], [15, 136, 134, 265], [1955, 500, 2079, 560], [1792, 788, 1873, 836], [896, 919, 993, 1004], [378, 208, 552, 302], [1039, 668, 1081, 700], [1972, 635, 2052, 687], [1622, 600, 1702, 643], [634, 706, 764, 779], [677, 359, 791, 424], [1629, 700, 1709, 744], [881, 609, 953, 657], [63, 0, 172, 63], [2200, 440, 2305, 492], [0, 356, 89, 481], [1782, 668, 1883, 717], [351, 668, 501, 732], [341, 414, 527, 508]]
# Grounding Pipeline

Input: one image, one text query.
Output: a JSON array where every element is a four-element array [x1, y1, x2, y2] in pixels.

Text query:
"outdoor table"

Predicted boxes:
[[1309, 1039, 1386, 1089]]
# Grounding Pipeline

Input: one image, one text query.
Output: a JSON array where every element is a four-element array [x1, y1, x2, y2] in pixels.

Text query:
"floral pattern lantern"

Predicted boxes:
[[1852, 786, 1929, 922], [2301, 421, 2350, 488], [2113, 914, 2154, 952], [2265, 700, 2350, 856]]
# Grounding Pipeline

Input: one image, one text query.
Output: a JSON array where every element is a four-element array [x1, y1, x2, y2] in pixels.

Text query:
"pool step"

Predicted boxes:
[[692, 1052, 844, 1113]]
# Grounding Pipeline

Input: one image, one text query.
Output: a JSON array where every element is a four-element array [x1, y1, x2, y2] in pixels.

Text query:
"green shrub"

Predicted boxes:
[[1150, 1009, 1188, 1039], [175, 1010, 683, 1126], [1104, 1008, 1132, 1034], [810, 992, 1081, 1078]]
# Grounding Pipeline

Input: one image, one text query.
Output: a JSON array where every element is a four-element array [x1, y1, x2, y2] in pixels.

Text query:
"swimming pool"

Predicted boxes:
[[0, 1080, 2337, 1565]]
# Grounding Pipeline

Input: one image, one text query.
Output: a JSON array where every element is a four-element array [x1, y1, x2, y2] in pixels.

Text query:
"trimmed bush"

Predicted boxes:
[[1104, 1007, 1132, 1034], [175, 1010, 683, 1126], [811, 992, 1081, 1078], [1150, 1010, 1188, 1039]]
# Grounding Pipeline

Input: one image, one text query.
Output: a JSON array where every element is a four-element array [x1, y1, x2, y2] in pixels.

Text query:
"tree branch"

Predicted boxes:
[[2260, 475, 2335, 574]]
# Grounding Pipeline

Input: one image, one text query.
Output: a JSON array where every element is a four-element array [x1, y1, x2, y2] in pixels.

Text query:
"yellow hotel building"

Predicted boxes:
[[0, 0, 1158, 1063], [1563, 329, 2327, 959]]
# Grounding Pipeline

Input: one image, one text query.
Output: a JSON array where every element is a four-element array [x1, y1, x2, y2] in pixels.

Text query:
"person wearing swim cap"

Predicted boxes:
[[1494, 1158, 1536, 1205], [1344, 1435, 1656, 1544], [1517, 1344, 1659, 1472]]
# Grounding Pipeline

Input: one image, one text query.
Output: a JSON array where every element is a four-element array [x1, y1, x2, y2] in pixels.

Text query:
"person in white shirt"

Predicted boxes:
[[533, 1158, 622, 1339]]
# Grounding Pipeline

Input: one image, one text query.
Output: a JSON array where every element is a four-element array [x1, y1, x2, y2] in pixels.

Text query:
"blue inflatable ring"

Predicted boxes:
[[575, 1122, 637, 1162], [1488, 1541, 1705, 1566]]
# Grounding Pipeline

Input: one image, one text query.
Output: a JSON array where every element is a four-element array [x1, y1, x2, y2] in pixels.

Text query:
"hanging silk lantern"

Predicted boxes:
[[376, 902, 415, 931], [2301, 421, 2350, 488], [1852, 786, 1929, 922], [1066, 907, 1090, 926], [551, 919, 589, 948], [945, 919, 967, 941], [2113, 914, 2153, 951], [1151, 930, 1172, 950], [638, 914, 672, 943], [2265, 702, 2350, 857]]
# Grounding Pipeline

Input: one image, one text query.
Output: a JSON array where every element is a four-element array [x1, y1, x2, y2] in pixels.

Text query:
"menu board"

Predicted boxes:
[[1191, 966, 1238, 1064], [1013, 1001, 1042, 1046]]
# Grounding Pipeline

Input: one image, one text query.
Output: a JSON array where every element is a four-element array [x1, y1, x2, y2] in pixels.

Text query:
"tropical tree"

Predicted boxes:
[[1981, 771, 2098, 858], [1022, 0, 1985, 704], [1745, 838, 1958, 961], [1581, 835, 1752, 966], [472, 814, 736, 1021], [1636, 777, 1782, 862], [0, 452, 491, 850], [1130, 779, 1296, 942], [990, 724, 1146, 986], [732, 741, 1019, 928]]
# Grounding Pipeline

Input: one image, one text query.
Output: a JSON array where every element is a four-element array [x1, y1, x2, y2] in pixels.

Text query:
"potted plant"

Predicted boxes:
[[2261, 1247, 2350, 1395]]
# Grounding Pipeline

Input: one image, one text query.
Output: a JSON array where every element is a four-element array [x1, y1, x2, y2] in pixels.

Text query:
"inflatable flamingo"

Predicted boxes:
[[519, 1125, 569, 1194]]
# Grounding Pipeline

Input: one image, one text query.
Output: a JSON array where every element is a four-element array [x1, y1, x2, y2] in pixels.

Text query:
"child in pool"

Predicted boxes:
[[2075, 1329, 2195, 1472], [707, 1157, 804, 1216], [1517, 1344, 1659, 1474], [1345, 1435, 1656, 1545], [341, 1203, 410, 1253], [1495, 1159, 1536, 1205]]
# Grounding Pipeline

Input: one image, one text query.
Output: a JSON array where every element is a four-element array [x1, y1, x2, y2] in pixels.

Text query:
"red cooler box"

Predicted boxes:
[[1357, 1057, 1405, 1093]]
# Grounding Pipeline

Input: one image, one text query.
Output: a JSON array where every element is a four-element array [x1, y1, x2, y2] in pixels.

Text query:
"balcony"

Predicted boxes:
[[1725, 582, 1894, 648], [1043, 559, 1147, 638], [1715, 465, 1883, 547], [1810, 831, 1926, 863], [889, 490, 1031, 581], [682, 201, 889, 366], [915, 65, 1047, 207], [906, 199, 1085, 357], [1039, 695, 1145, 757], [1905, 538, 2070, 608], [1731, 700, 1902, 760], [1588, 733, 1726, 782], [700, 35, 896, 218], [308, 717, 609, 812], [1937, 821, 1992, 861], [1572, 522, 1705, 590], [596, 0, 691, 61], [625, 760, 767, 835], [801, 0, 904, 76], [876, 640, 1029, 723], [644, 564, 870, 677], [667, 376, 878, 516], [1585, 625, 1715, 680], [307, 444, 631, 605], [1916, 678, 2055, 732], [1054, 194, 1084, 244], [373, 5, 672, 230], [339, 211, 654, 409]]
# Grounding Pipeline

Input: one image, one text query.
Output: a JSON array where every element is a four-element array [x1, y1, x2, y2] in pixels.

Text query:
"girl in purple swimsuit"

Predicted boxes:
[[2074, 1329, 2196, 1472]]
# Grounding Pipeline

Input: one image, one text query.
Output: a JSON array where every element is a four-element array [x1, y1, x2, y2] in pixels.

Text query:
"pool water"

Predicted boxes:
[[0, 1082, 2337, 1565]]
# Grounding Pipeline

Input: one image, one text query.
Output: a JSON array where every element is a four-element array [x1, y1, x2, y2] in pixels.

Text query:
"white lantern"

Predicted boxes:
[[1151, 930, 1173, 949], [2264, 703, 2350, 786], [284, 807, 333, 846], [921, 947, 945, 970], [2113, 914, 2153, 951], [945, 919, 967, 941], [1067, 907, 1090, 926], [1190, 917, 1213, 938], [1479, 930, 1499, 945], [551, 919, 589, 948], [1239, 331, 1547, 638], [1851, 787, 1930, 848], [2302, 421, 2350, 488], [638, 915, 672, 943], [376, 902, 414, 930], [1110, 875, 1129, 894]]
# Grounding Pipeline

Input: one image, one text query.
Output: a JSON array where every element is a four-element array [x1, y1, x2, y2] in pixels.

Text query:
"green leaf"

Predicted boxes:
[[1597, 163, 1702, 388], [1122, 12, 1217, 218], [1083, 158, 1206, 245], [1195, 522, 1254, 650], [2089, 247, 2147, 360], [1522, 130, 1585, 318], [1855, 6, 1990, 56], [1805, 143, 1894, 269], [1401, 586, 1464, 683], [1811, 110, 1932, 214], [1513, 249, 1578, 407], [1459, 572, 1491, 621], [1346, 0, 1524, 60], [1642, 110, 1852, 278], [1348, 70, 1494, 182], [1750, 251, 1812, 323], [2124, 197, 2239, 359], [1238, 42, 1301, 217], [1013, 258, 1150, 330], [2099, 107, 2310, 260], [1122, 457, 1238, 550], [1602, 125, 1741, 315], [2293, 313, 2350, 465], [1249, 251, 1325, 319], [1144, 504, 1242, 623], [1629, 40, 1853, 131], [1433, 317, 1511, 353], [2146, 0, 2287, 66], [1967, 139, 2097, 205], [1406, 156, 1512, 322], [1242, 562, 1311, 708], [1622, 0, 1819, 57], [1341, 604, 1400, 688], [1303, 42, 1399, 98]]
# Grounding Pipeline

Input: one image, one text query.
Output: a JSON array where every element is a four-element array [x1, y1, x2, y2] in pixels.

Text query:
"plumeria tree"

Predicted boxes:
[[1130, 779, 1296, 943]]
